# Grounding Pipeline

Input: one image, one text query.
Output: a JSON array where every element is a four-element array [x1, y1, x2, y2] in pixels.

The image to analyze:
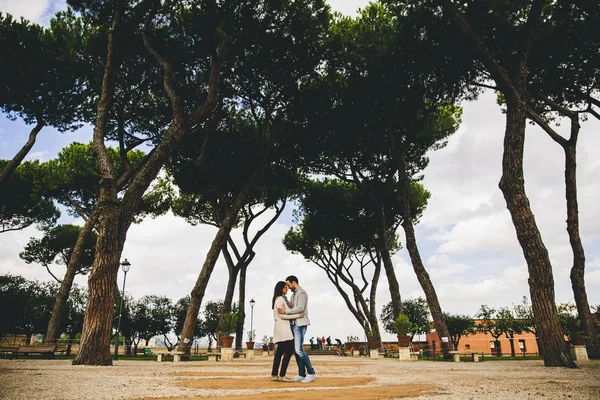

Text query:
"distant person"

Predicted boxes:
[[335, 338, 342, 347], [321, 336, 326, 350], [278, 275, 316, 383], [310, 336, 315, 350], [271, 281, 304, 382], [326, 336, 332, 348]]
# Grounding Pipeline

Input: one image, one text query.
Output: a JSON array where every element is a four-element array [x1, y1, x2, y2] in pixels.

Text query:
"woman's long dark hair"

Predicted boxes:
[[272, 281, 287, 309]]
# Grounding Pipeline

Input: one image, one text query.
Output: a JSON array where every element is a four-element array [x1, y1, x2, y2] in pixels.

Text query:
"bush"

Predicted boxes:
[[221, 313, 238, 336], [393, 314, 414, 336]]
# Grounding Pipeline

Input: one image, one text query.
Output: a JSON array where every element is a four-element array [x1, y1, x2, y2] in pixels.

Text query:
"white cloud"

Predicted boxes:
[[428, 212, 518, 256], [427, 254, 473, 279], [0, 0, 66, 26], [327, 0, 370, 16], [25, 151, 50, 161]]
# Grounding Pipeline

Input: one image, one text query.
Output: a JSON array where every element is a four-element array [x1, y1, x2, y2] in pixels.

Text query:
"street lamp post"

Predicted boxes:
[[364, 298, 369, 357], [114, 259, 131, 360], [250, 298, 255, 341]]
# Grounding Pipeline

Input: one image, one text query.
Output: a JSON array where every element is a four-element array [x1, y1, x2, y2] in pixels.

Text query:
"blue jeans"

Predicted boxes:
[[292, 324, 315, 376]]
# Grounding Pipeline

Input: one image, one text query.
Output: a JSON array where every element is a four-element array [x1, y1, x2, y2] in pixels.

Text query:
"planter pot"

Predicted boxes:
[[268, 343, 274, 351], [221, 335, 234, 348], [397, 335, 410, 348], [246, 341, 255, 350], [262, 345, 269, 351], [571, 334, 586, 346]]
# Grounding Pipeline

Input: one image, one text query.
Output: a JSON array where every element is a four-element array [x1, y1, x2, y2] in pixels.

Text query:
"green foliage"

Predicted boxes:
[[444, 312, 476, 349], [19, 224, 97, 279], [221, 313, 239, 336], [173, 296, 203, 339], [196, 300, 230, 349], [557, 303, 581, 339], [0, 160, 60, 233], [62, 284, 87, 337], [246, 329, 255, 342], [393, 314, 414, 336], [130, 295, 174, 343], [381, 297, 430, 338], [0, 274, 55, 337], [44, 142, 146, 219], [476, 305, 504, 339], [496, 306, 525, 336], [513, 296, 537, 334], [300, 2, 465, 182], [284, 178, 409, 260], [0, 10, 87, 131], [367, 330, 380, 341]]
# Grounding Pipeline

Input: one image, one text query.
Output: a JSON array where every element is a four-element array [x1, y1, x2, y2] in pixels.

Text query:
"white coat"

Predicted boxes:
[[272, 296, 301, 343]]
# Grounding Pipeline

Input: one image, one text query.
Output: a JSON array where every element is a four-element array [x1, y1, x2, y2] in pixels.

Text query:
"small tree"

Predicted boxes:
[[130, 296, 174, 349], [381, 297, 430, 340], [220, 313, 239, 336], [557, 303, 581, 341], [393, 314, 414, 336], [477, 305, 504, 356], [496, 307, 525, 357], [444, 313, 476, 351], [196, 301, 224, 351]]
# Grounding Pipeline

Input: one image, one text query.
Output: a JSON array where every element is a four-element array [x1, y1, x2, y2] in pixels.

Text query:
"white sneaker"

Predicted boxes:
[[291, 375, 305, 382], [301, 374, 316, 383]]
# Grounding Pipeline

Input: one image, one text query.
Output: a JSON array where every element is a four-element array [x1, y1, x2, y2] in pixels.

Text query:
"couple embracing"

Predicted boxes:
[[270, 275, 316, 383]]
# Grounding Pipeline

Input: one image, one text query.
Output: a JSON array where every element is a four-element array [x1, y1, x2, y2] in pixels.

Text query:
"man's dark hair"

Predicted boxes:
[[286, 275, 299, 284]]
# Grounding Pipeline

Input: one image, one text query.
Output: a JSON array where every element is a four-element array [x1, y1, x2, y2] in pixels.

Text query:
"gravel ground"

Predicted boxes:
[[0, 356, 598, 400]]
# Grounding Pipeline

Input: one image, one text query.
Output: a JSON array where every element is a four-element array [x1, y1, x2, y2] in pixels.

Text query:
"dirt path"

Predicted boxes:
[[0, 356, 598, 399]]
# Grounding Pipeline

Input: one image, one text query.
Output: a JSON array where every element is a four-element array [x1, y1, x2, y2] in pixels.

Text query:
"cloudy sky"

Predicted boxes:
[[1, 0, 598, 344]]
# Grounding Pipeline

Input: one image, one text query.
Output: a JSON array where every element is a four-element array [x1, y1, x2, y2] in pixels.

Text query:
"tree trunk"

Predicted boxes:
[[72, 180, 122, 365], [218, 245, 241, 339], [393, 148, 451, 358], [72, 3, 121, 365], [71, 15, 228, 365], [564, 142, 600, 358], [66, 334, 73, 356], [0, 120, 45, 186], [528, 98, 599, 359], [235, 266, 247, 350], [436, 0, 576, 368], [46, 211, 98, 343], [509, 335, 516, 357], [499, 95, 575, 367], [178, 172, 265, 357], [376, 205, 403, 319]]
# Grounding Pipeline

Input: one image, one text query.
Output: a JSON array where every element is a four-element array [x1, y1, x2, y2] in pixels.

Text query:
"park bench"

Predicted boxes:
[[0, 345, 19, 357], [16, 344, 57, 359], [207, 353, 221, 362], [449, 351, 460, 362], [153, 350, 184, 362]]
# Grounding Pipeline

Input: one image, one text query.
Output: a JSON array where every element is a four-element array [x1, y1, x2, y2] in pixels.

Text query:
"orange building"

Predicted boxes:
[[424, 322, 540, 356]]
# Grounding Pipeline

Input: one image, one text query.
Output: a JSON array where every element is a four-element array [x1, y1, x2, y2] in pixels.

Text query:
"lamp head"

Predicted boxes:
[[250, 298, 255, 307], [121, 259, 131, 273]]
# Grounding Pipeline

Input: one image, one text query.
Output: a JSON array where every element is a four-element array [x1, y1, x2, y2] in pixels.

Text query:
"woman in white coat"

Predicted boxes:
[[271, 281, 304, 382]]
